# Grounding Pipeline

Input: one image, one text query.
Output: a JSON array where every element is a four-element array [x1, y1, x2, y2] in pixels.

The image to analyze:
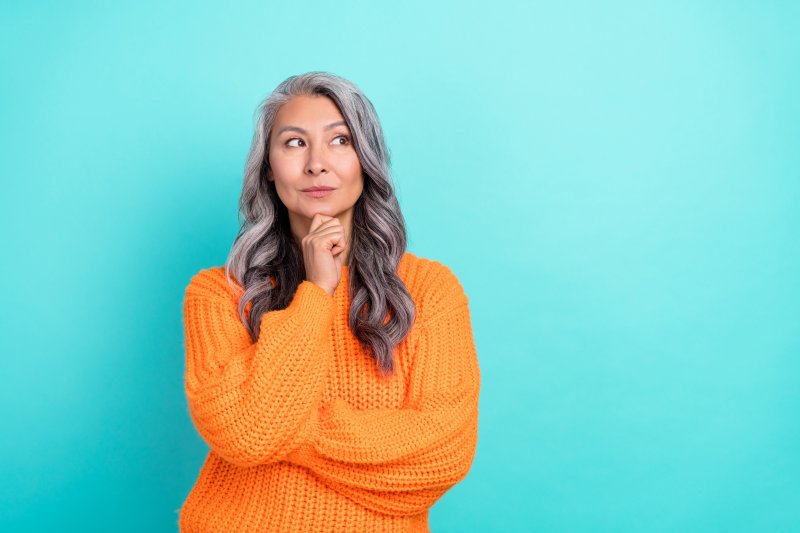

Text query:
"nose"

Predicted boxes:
[[304, 142, 328, 176]]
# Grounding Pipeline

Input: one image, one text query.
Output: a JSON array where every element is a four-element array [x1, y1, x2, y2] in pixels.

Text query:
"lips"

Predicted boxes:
[[302, 187, 335, 198]]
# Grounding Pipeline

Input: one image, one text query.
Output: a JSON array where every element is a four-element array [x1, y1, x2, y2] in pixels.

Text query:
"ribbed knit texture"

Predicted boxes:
[[178, 252, 480, 533]]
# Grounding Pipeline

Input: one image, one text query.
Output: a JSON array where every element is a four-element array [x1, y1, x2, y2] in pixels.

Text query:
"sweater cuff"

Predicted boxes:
[[264, 280, 335, 334], [291, 280, 334, 309]]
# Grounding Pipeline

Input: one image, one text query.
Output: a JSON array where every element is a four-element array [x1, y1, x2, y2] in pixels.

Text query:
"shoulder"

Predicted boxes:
[[184, 266, 243, 304], [398, 252, 469, 322]]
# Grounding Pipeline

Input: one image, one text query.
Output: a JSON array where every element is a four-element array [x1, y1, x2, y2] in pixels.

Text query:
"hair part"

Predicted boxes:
[[223, 71, 415, 376]]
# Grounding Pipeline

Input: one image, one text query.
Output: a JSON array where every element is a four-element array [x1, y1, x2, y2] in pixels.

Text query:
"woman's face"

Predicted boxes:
[[267, 94, 364, 240]]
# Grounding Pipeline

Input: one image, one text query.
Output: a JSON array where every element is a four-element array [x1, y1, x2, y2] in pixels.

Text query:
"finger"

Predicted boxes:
[[308, 213, 335, 234], [310, 219, 342, 234], [309, 230, 346, 254], [307, 218, 343, 238], [308, 225, 345, 243]]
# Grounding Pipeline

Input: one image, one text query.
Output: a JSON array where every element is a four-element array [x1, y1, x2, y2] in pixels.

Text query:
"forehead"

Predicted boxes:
[[274, 94, 346, 127]]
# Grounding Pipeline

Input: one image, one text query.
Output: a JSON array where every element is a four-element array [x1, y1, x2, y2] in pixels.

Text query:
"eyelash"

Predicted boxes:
[[285, 135, 351, 147]]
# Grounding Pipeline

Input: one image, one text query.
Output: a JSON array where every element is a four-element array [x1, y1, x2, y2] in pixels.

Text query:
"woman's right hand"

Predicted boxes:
[[301, 213, 347, 297]]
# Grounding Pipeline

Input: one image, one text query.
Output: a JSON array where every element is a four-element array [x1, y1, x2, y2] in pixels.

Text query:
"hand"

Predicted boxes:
[[301, 213, 347, 297]]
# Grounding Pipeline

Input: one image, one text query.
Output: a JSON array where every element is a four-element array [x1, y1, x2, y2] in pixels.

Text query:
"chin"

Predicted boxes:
[[304, 207, 337, 218]]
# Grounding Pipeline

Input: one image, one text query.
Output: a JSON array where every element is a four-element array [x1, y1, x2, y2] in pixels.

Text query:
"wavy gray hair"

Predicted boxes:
[[223, 71, 415, 376]]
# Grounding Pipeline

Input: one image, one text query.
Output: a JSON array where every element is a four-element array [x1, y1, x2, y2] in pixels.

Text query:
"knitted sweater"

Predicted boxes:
[[178, 252, 481, 533]]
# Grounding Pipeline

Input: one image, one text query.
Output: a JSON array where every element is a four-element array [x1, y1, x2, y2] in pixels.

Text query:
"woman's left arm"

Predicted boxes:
[[286, 277, 481, 517]]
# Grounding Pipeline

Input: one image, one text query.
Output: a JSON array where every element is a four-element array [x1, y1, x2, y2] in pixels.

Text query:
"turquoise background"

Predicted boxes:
[[1, 1, 798, 531]]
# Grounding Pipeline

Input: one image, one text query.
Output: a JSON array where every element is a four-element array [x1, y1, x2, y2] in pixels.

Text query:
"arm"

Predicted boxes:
[[285, 279, 481, 517], [182, 269, 335, 467]]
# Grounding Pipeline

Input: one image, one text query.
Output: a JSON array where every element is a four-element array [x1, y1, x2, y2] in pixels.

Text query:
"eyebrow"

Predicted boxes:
[[276, 120, 348, 136]]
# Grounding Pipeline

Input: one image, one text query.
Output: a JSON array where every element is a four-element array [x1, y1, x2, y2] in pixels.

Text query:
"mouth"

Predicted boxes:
[[302, 188, 335, 198]]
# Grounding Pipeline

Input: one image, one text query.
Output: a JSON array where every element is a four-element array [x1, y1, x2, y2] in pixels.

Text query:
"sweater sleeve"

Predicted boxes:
[[285, 276, 481, 517], [182, 269, 335, 468]]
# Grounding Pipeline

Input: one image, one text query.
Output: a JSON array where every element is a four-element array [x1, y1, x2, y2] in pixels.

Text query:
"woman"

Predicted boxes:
[[179, 71, 481, 532]]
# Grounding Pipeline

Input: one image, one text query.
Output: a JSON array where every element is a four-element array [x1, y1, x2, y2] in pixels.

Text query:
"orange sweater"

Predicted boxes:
[[178, 252, 481, 532]]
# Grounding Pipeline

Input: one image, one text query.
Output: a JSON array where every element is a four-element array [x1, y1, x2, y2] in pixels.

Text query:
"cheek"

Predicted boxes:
[[269, 157, 303, 193], [269, 154, 294, 177], [339, 155, 363, 182]]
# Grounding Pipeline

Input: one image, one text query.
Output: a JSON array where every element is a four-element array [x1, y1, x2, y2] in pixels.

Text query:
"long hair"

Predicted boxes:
[[223, 71, 415, 376]]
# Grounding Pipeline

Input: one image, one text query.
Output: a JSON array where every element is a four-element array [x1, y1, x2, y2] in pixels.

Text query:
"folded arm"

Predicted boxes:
[[182, 269, 334, 467], [286, 278, 481, 517]]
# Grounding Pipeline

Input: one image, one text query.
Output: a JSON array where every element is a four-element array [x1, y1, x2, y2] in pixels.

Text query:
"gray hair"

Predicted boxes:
[[224, 71, 415, 376]]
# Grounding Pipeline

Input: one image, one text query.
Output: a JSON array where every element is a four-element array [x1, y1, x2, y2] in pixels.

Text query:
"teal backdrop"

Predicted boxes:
[[1, 1, 798, 532]]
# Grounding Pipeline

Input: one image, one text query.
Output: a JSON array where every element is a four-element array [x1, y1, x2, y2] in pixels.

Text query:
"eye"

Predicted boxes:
[[284, 135, 351, 148], [285, 138, 304, 148]]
